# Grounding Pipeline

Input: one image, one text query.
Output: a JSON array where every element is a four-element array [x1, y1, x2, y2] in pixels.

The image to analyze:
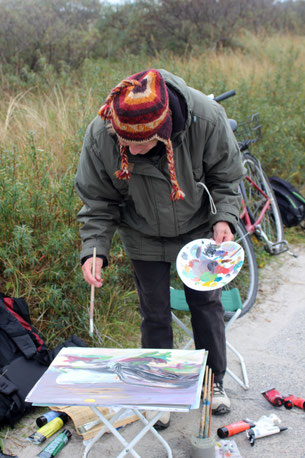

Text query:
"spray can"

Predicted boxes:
[[27, 413, 69, 444], [36, 411, 63, 428], [217, 419, 255, 438], [262, 388, 284, 406], [284, 395, 305, 410], [36, 429, 72, 457]]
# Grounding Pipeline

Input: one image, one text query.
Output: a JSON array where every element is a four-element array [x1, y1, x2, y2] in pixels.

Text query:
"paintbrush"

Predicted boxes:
[[89, 247, 96, 337], [208, 372, 214, 438], [199, 365, 209, 438], [203, 367, 212, 438]]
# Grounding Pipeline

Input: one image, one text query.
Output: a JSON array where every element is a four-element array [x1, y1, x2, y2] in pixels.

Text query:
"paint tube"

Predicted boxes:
[[36, 411, 63, 428], [247, 425, 288, 446], [78, 418, 102, 433], [78, 410, 116, 433], [283, 396, 294, 410], [284, 395, 305, 410], [27, 413, 68, 444], [36, 429, 72, 457], [217, 419, 255, 438], [261, 388, 284, 406]]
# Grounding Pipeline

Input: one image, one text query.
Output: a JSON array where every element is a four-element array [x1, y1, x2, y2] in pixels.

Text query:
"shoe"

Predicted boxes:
[[144, 411, 171, 430], [212, 381, 231, 415]]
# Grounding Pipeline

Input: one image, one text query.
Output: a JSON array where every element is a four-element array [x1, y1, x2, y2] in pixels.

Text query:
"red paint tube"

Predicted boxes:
[[284, 395, 305, 410], [217, 419, 255, 438], [283, 396, 294, 410], [262, 388, 284, 407]]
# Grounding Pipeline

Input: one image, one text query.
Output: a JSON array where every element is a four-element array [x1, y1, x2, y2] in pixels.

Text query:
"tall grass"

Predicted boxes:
[[0, 33, 304, 348]]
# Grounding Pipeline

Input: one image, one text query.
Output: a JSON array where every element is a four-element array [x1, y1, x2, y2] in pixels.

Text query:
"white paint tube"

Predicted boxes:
[[247, 425, 288, 446]]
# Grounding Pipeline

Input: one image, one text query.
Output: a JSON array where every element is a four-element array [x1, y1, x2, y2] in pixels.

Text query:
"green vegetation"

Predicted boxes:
[[0, 0, 304, 350], [1, 0, 305, 79]]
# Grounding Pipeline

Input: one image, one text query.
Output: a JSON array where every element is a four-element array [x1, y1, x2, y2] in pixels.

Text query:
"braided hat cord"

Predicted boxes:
[[166, 141, 185, 201]]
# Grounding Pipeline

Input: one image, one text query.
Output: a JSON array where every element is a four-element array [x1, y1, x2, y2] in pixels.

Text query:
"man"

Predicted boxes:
[[75, 69, 245, 428]]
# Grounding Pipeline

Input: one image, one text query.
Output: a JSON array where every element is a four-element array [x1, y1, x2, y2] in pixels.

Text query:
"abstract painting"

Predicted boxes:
[[26, 348, 207, 410]]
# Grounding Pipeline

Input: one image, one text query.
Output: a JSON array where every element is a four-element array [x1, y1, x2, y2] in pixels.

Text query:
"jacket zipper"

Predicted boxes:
[[148, 176, 161, 236], [149, 158, 180, 238], [158, 155, 179, 237]]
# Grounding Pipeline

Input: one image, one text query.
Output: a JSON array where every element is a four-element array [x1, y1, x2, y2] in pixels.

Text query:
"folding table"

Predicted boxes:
[[25, 347, 207, 458]]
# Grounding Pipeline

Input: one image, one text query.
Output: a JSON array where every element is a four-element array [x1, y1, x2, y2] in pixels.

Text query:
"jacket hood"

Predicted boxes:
[[158, 69, 193, 134]]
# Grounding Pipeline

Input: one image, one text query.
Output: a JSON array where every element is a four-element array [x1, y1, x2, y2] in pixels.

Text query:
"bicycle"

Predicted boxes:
[[235, 114, 288, 256], [211, 90, 288, 317]]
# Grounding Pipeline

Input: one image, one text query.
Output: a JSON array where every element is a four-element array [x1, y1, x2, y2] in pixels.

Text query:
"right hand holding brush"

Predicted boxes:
[[82, 257, 104, 288]]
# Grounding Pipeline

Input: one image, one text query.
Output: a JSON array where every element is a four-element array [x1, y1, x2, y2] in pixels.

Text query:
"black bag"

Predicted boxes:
[[269, 176, 305, 229], [0, 293, 86, 427]]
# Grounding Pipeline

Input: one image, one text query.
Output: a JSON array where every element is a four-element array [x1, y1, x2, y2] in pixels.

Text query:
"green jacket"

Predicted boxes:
[[75, 69, 246, 262]]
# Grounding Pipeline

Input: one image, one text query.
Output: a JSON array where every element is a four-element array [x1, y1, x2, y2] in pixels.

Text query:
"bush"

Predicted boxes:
[[0, 33, 304, 347]]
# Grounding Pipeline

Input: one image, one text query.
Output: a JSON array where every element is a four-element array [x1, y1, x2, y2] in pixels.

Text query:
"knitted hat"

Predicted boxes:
[[98, 69, 184, 201]]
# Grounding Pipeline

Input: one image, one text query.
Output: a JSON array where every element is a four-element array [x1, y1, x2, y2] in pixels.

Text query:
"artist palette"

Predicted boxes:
[[176, 239, 244, 291]]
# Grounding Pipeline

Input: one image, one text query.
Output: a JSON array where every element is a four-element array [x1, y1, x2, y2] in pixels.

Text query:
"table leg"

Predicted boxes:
[[119, 409, 172, 458], [83, 408, 140, 458], [82, 407, 173, 458]]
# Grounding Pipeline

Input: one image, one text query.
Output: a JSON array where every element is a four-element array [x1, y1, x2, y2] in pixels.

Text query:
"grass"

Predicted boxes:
[[0, 32, 304, 349]]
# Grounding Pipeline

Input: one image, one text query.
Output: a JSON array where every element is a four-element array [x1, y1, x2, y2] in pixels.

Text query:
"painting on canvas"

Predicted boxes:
[[26, 347, 207, 410]]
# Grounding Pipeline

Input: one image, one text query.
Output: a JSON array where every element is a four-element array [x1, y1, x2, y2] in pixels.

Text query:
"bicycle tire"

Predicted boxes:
[[224, 220, 258, 319], [241, 152, 285, 254]]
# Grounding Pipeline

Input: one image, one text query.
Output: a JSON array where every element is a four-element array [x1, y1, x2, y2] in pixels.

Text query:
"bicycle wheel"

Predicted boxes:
[[224, 220, 258, 319], [241, 152, 285, 254]]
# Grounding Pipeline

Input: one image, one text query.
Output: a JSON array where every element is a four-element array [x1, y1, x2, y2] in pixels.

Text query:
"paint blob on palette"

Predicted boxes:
[[176, 239, 244, 291]]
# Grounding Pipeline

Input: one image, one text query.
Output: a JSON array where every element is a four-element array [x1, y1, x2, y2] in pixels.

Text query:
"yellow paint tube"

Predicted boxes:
[[27, 413, 68, 445]]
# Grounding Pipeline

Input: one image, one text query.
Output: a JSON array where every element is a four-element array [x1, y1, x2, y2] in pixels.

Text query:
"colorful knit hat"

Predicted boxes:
[[98, 69, 184, 201]]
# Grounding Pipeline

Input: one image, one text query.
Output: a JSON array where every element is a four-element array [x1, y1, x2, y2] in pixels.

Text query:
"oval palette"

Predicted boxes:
[[176, 239, 244, 291]]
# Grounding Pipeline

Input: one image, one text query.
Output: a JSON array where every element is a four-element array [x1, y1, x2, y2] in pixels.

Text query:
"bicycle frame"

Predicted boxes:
[[239, 174, 289, 254], [239, 175, 271, 234], [212, 89, 289, 255]]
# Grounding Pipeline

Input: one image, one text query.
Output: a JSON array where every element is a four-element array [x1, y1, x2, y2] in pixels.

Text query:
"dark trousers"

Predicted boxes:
[[132, 259, 226, 383]]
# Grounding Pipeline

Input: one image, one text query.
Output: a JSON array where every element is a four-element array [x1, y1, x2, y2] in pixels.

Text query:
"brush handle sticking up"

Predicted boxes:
[[199, 366, 209, 438], [89, 247, 96, 337]]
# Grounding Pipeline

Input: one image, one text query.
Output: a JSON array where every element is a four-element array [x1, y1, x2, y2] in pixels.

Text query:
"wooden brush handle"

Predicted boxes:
[[89, 248, 96, 332]]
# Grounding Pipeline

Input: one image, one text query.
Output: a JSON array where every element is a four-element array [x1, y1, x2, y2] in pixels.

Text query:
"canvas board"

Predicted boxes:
[[26, 347, 207, 412]]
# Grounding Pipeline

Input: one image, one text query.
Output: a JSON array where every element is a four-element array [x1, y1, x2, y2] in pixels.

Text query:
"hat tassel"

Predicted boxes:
[[166, 142, 185, 201], [115, 146, 131, 180]]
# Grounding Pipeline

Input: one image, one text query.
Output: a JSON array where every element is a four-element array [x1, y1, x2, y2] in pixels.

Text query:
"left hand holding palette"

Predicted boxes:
[[176, 239, 244, 291]]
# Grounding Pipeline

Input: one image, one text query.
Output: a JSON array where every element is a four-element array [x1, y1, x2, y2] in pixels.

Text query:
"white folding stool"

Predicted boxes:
[[83, 407, 172, 458]]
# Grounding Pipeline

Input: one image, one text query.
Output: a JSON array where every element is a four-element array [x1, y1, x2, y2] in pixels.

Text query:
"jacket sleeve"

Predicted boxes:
[[202, 104, 246, 232], [75, 125, 123, 261]]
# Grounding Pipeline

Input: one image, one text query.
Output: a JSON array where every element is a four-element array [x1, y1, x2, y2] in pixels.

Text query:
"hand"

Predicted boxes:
[[82, 257, 104, 288], [213, 221, 234, 244]]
